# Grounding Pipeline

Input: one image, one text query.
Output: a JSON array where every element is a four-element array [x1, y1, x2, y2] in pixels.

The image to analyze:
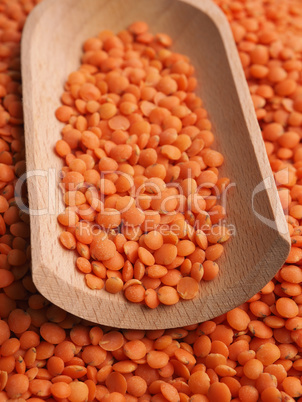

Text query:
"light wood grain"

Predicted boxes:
[[21, 0, 290, 329]]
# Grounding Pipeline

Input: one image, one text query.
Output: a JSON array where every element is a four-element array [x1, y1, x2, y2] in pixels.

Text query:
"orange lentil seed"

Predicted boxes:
[[0, 4, 300, 402], [54, 21, 230, 307]]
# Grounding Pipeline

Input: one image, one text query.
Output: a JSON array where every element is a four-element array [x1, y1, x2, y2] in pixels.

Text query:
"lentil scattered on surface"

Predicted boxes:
[[0, 0, 301, 400]]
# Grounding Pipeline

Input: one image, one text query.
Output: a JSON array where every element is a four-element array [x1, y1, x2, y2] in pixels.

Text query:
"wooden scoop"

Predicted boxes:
[[21, 0, 290, 329]]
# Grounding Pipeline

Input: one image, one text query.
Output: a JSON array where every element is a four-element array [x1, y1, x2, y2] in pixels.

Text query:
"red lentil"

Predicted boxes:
[[55, 22, 230, 307], [0, 0, 301, 400]]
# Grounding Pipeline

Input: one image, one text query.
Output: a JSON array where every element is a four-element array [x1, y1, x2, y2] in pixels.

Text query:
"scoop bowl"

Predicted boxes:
[[21, 0, 290, 329]]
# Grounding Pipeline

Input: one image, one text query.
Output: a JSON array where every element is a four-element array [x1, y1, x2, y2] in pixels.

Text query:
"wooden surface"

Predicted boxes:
[[21, 0, 290, 329]]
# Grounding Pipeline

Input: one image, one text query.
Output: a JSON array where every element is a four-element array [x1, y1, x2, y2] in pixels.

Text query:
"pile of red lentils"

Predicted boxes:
[[0, 0, 302, 400], [55, 20, 231, 307]]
